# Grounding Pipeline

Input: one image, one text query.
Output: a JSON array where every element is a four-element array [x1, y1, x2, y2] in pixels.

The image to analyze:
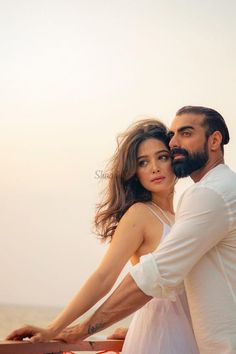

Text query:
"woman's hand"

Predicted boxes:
[[6, 325, 57, 343], [7, 323, 87, 344]]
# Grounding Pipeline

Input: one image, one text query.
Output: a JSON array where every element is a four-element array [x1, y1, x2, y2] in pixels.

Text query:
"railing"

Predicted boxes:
[[0, 339, 124, 354]]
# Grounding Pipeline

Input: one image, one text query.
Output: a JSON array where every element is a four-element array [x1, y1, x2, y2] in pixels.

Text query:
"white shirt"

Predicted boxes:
[[130, 164, 236, 354]]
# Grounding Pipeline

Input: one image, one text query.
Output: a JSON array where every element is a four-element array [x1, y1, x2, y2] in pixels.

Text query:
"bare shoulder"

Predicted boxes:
[[112, 202, 150, 244], [123, 202, 152, 225], [127, 202, 150, 213], [123, 202, 163, 256]]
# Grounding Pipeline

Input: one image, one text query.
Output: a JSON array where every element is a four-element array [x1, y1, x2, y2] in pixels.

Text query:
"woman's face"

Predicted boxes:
[[136, 138, 175, 194]]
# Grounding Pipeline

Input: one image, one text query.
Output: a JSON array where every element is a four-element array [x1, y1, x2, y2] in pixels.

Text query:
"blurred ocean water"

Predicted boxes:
[[0, 303, 63, 339]]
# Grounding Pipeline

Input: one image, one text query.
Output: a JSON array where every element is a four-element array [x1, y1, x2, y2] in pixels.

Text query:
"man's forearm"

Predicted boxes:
[[80, 273, 151, 338]]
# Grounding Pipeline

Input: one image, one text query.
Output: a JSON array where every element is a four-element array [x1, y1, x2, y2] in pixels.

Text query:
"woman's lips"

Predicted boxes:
[[151, 176, 165, 183]]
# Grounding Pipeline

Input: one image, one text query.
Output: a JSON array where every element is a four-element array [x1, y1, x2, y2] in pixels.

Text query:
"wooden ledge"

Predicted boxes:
[[0, 339, 124, 353]]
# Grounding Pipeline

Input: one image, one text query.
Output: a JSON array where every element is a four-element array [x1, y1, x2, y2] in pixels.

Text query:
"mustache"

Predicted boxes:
[[170, 148, 189, 158]]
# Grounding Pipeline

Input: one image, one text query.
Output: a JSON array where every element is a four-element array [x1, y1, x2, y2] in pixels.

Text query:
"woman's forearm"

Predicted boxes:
[[47, 270, 116, 334]]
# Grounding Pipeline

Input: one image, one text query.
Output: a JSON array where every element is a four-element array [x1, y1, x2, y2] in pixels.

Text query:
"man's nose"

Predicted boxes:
[[169, 134, 179, 149]]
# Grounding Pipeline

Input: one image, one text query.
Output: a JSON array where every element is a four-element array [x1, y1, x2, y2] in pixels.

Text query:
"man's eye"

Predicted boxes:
[[182, 131, 191, 137]]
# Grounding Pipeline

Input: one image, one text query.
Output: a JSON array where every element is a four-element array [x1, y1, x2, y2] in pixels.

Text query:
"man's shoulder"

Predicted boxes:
[[197, 164, 236, 197], [179, 164, 236, 210]]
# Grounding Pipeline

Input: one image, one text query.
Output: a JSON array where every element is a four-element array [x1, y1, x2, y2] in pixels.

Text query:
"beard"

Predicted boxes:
[[171, 143, 209, 178]]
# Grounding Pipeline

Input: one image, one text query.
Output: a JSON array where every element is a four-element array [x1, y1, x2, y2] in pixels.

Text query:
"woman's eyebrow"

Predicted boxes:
[[137, 149, 169, 159]]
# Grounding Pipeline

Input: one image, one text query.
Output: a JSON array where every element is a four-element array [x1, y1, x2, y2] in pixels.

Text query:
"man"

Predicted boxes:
[[8, 107, 236, 353], [54, 106, 236, 353]]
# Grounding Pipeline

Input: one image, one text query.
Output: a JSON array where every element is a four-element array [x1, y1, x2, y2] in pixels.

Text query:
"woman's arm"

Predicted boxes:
[[7, 203, 147, 342]]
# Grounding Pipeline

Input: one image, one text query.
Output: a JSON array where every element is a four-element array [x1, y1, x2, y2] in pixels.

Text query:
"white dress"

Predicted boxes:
[[122, 206, 199, 354]]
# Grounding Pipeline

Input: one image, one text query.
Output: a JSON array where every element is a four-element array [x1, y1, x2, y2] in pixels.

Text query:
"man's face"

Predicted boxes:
[[169, 113, 209, 178]]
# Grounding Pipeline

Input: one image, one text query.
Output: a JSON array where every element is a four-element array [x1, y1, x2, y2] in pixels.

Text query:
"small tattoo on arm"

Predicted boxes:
[[88, 322, 104, 335]]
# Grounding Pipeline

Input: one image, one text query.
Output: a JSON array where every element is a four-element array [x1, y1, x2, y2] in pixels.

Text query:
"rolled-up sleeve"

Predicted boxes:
[[130, 186, 229, 298]]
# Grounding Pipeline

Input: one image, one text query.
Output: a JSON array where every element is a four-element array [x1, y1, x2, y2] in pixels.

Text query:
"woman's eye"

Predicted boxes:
[[138, 160, 148, 167], [159, 155, 170, 161]]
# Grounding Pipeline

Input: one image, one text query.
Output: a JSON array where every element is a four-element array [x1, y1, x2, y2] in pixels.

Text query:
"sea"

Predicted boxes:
[[0, 303, 131, 353]]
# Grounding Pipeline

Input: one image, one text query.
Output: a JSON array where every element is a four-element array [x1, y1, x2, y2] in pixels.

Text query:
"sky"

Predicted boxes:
[[0, 0, 236, 307]]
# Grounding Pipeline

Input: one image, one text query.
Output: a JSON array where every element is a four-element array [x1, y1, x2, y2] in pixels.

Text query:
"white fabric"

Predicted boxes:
[[123, 214, 199, 354], [130, 164, 236, 354]]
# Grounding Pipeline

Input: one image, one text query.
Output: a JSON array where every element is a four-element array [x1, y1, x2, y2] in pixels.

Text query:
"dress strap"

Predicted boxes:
[[151, 202, 174, 226], [144, 204, 167, 225]]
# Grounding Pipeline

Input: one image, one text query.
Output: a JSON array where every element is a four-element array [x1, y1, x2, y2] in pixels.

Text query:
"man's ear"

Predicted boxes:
[[208, 131, 222, 151]]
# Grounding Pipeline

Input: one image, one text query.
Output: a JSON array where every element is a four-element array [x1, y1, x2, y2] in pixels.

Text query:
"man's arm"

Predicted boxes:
[[130, 186, 228, 298], [56, 186, 228, 343], [85, 274, 151, 335], [55, 274, 151, 343]]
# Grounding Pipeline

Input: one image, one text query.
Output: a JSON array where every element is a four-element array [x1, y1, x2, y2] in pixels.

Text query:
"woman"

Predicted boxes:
[[7, 119, 199, 353]]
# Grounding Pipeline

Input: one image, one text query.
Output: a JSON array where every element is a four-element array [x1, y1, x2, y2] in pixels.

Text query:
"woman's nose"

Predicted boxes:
[[151, 161, 160, 173]]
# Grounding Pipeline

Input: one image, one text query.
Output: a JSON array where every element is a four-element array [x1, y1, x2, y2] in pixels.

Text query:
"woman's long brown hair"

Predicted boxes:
[[94, 119, 169, 241]]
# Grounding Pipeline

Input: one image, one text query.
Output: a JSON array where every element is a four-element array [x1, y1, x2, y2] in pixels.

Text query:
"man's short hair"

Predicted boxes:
[[176, 106, 230, 152]]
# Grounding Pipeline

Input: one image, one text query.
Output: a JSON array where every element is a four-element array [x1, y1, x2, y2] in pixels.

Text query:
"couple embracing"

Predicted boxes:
[[8, 106, 236, 354]]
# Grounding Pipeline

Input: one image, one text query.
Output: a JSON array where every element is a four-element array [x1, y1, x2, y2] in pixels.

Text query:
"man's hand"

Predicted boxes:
[[6, 325, 56, 343], [54, 324, 86, 343], [107, 327, 128, 340]]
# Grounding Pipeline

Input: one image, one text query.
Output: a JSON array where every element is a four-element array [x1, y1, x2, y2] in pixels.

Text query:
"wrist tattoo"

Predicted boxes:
[[88, 322, 104, 335]]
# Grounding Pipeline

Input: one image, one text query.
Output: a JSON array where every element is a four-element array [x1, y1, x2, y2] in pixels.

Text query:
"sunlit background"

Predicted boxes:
[[1, 0, 236, 307]]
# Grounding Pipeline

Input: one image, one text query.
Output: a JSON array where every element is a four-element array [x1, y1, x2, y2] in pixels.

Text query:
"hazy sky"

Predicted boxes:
[[1, 0, 236, 307]]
